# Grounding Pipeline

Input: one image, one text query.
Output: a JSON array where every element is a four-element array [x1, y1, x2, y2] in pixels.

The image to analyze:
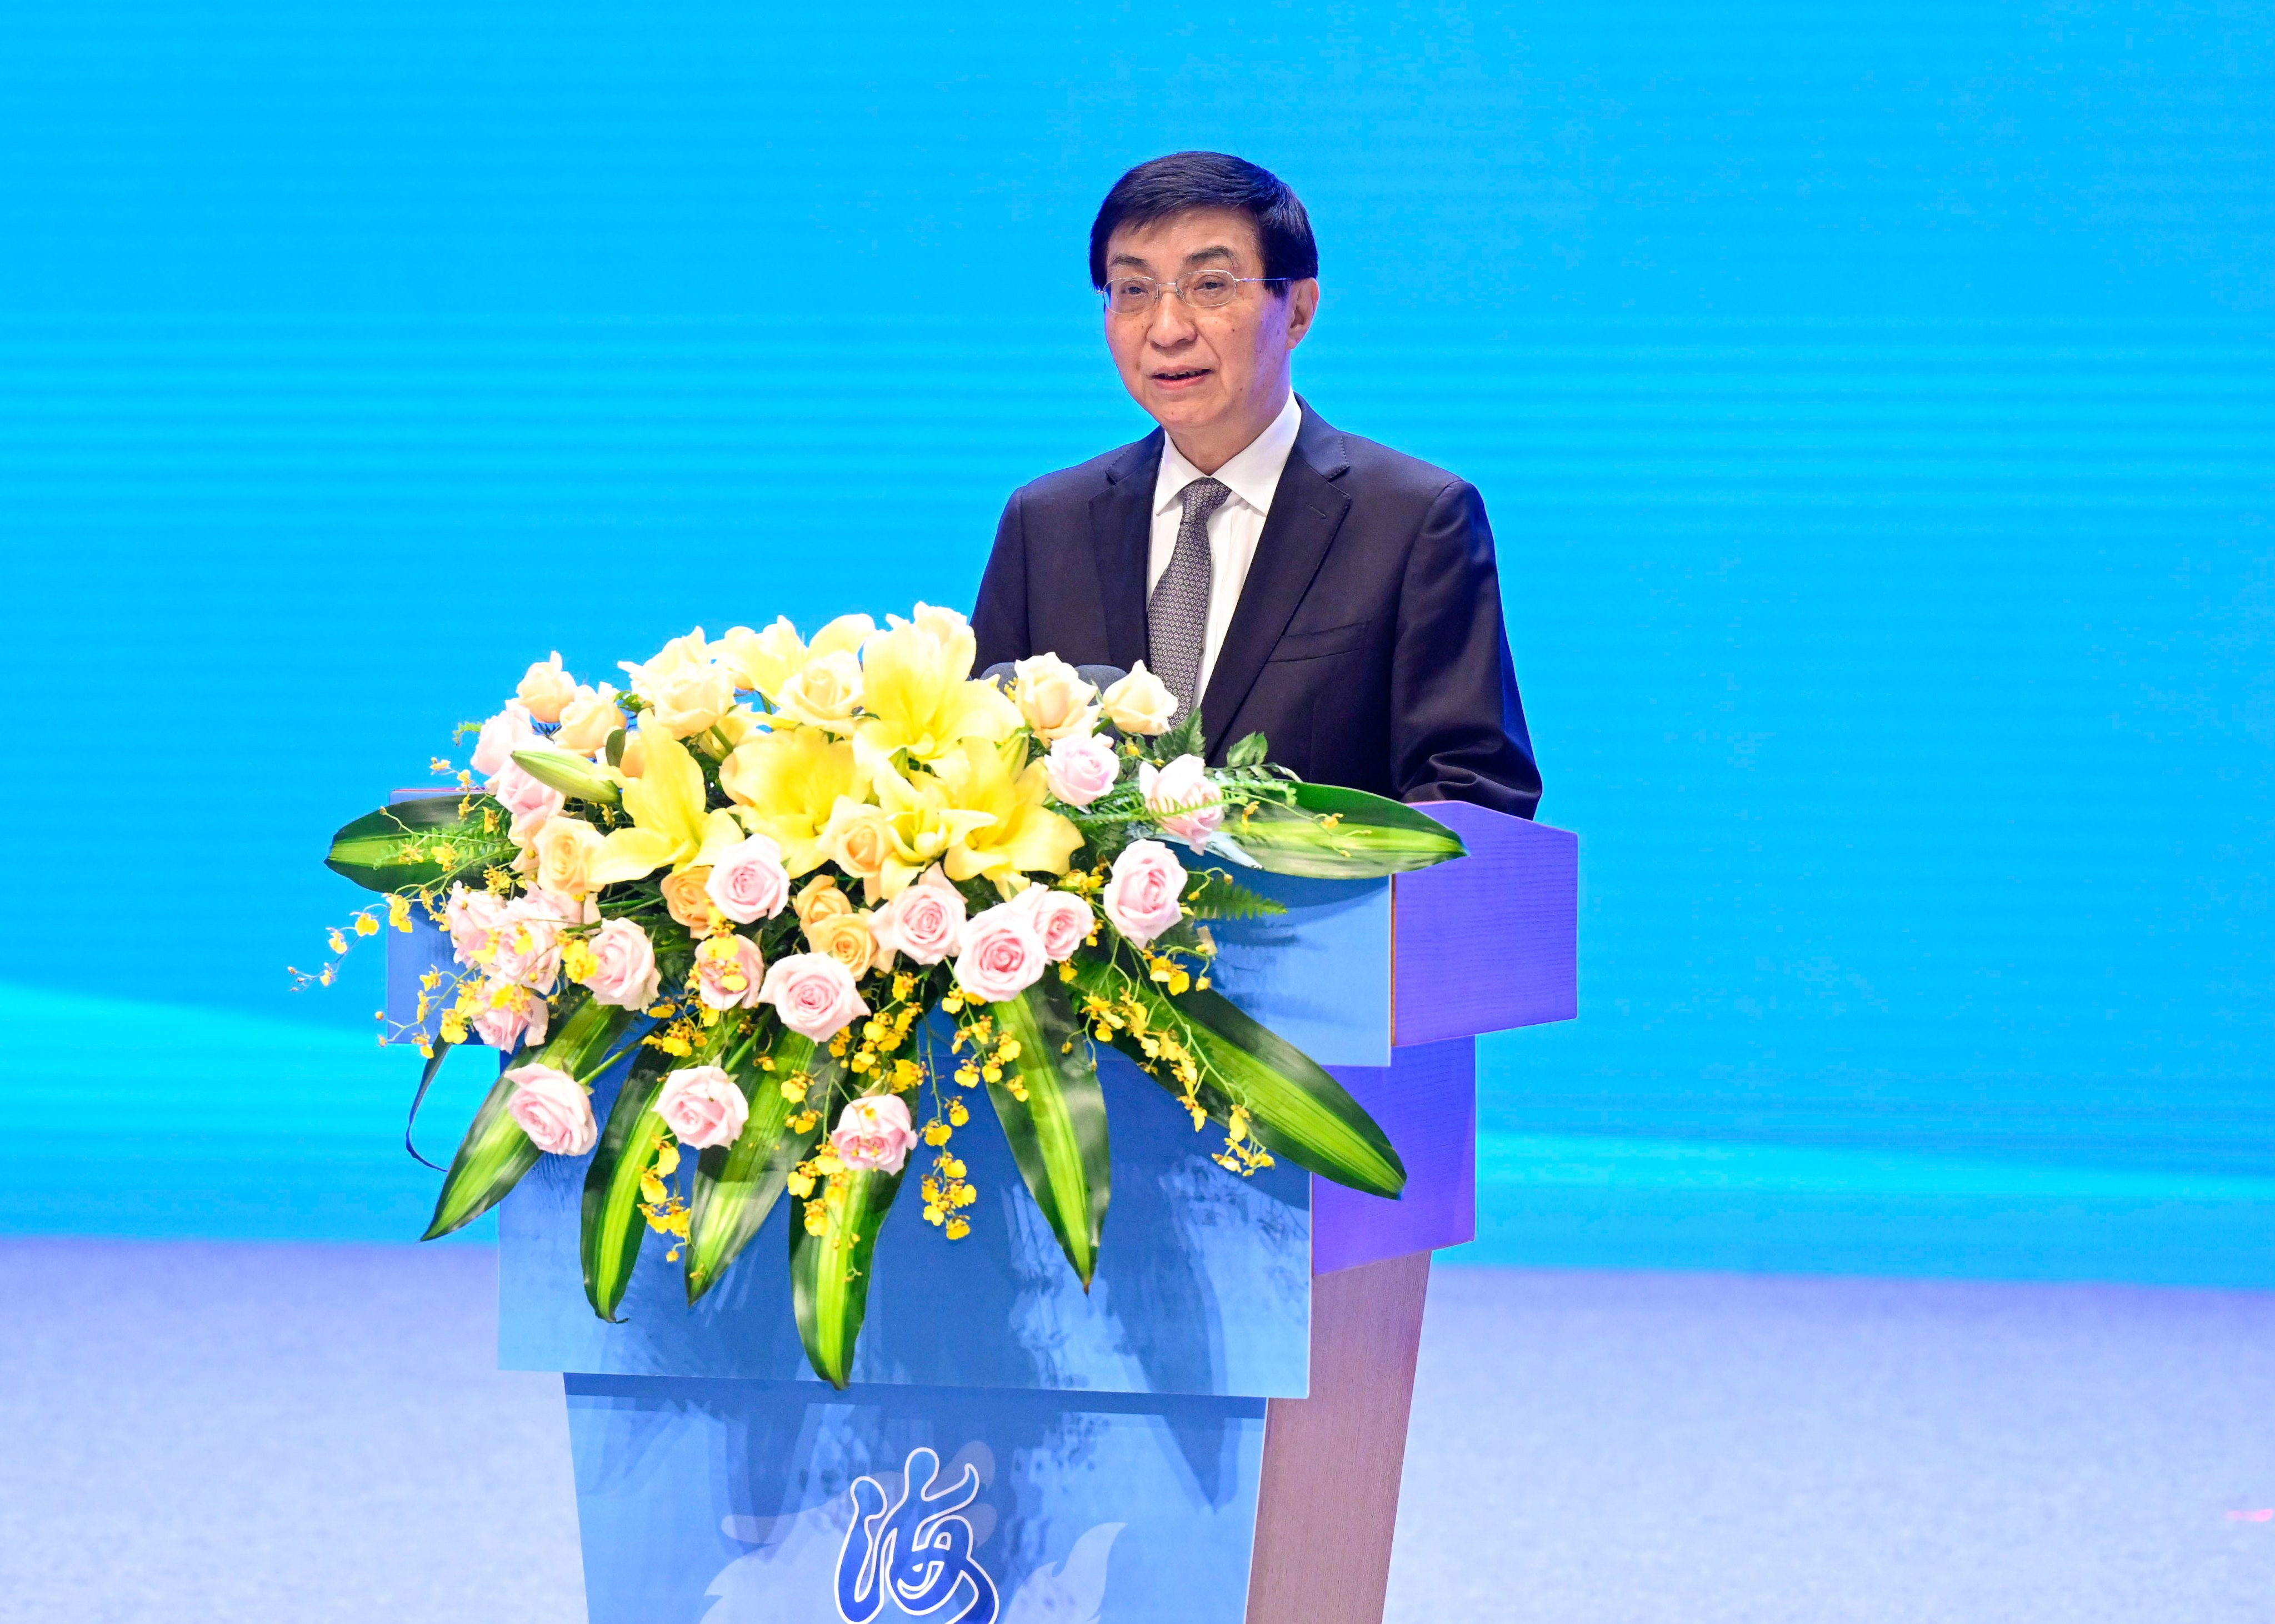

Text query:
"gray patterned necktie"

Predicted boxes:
[[1148, 476, 1232, 719]]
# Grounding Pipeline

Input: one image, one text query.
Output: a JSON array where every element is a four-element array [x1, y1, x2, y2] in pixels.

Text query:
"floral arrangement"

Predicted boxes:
[[318, 605, 1464, 1386]]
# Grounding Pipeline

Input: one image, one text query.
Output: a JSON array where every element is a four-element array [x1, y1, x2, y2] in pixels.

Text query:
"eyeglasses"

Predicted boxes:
[[1102, 269, 1288, 314]]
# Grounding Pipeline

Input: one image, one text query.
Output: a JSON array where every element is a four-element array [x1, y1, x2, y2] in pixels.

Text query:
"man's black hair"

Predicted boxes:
[[1088, 152, 1318, 293]]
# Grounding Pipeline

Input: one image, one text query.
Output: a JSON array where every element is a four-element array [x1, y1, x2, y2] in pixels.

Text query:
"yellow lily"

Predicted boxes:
[[717, 724, 865, 875], [867, 758, 998, 898], [933, 735, 1083, 886], [718, 614, 877, 704], [856, 607, 1019, 764], [586, 725, 745, 886]]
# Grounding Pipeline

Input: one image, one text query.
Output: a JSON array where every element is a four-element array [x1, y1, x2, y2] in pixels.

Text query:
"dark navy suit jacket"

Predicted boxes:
[[971, 400, 1542, 818]]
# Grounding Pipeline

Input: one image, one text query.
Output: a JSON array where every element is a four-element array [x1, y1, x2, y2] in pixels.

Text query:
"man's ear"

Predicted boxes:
[[1285, 279, 1321, 349]]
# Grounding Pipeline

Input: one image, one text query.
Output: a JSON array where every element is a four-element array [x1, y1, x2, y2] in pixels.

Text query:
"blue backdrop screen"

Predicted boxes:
[[7, 2, 2271, 1260]]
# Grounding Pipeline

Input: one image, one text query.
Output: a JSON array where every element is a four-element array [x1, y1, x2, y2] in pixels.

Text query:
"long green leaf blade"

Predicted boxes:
[[324, 795, 518, 893], [579, 1052, 673, 1322], [684, 1033, 832, 1304], [789, 1163, 904, 1389], [1067, 959, 1406, 1197], [1224, 785, 1466, 879], [418, 993, 630, 1240], [986, 979, 1111, 1288]]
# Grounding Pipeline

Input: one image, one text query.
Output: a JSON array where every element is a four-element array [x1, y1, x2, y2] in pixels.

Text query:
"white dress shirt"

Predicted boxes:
[[1146, 393, 1304, 703]]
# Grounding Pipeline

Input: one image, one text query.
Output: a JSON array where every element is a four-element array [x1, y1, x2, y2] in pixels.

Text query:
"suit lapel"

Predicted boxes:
[[1196, 404, 1352, 752], [1088, 429, 1163, 672]]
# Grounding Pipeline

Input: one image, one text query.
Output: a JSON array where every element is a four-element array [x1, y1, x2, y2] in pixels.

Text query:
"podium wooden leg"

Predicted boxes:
[[1244, 1248, 1433, 1624]]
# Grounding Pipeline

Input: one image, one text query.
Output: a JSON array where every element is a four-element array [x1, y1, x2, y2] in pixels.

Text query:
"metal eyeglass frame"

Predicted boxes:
[[1101, 270, 1291, 314]]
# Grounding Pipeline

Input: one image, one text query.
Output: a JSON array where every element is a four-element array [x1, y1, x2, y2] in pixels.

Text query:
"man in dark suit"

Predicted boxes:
[[972, 152, 1541, 818]]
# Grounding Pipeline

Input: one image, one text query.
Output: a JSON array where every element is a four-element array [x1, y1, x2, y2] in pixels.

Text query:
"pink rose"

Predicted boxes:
[[1103, 839, 1187, 946], [705, 834, 791, 925], [868, 865, 966, 965], [581, 916, 662, 1010], [830, 1094, 918, 1175], [1138, 753, 1222, 853], [472, 979, 551, 1051], [490, 760, 566, 829], [758, 952, 869, 1041], [952, 901, 1048, 1003], [504, 1064, 597, 1155], [443, 883, 509, 969], [1012, 885, 1095, 962], [656, 1064, 748, 1150], [488, 900, 563, 991], [694, 933, 767, 1011], [471, 703, 540, 778], [1044, 732, 1121, 808]]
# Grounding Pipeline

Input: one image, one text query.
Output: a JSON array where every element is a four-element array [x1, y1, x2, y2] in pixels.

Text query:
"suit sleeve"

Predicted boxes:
[[1389, 480, 1543, 818], [971, 488, 1033, 671]]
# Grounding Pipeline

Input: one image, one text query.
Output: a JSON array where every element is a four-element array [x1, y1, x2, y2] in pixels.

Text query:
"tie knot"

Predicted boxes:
[[1179, 477, 1232, 526]]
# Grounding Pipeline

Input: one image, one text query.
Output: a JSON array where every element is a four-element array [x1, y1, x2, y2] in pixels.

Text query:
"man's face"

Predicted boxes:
[[1101, 208, 1318, 456]]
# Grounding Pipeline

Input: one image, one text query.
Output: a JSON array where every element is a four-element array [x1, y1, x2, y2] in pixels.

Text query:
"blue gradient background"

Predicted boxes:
[[7, 2, 2272, 1275]]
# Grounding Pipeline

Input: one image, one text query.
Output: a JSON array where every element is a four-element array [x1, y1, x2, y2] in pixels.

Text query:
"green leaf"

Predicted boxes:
[[421, 992, 631, 1239], [579, 1050, 674, 1322], [325, 795, 517, 894], [1226, 730, 1271, 769], [1222, 784, 1467, 878], [684, 1032, 834, 1304], [986, 979, 1111, 1288], [1181, 866, 1288, 921], [789, 1162, 905, 1389], [1067, 958, 1406, 1198], [1154, 704, 1206, 763], [511, 746, 621, 806]]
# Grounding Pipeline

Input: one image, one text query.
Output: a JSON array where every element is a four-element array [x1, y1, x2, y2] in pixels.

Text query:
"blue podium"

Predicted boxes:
[[392, 801, 1576, 1624]]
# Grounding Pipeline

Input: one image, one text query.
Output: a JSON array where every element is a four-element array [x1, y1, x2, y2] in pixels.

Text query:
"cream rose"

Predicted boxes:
[[552, 684, 623, 755], [516, 653, 578, 724], [647, 662, 736, 739], [823, 799, 897, 894], [758, 952, 869, 1042], [1102, 662, 1177, 736], [774, 651, 865, 731], [532, 815, 606, 896], [1011, 654, 1099, 742], [504, 1064, 597, 1155], [656, 1065, 748, 1151], [581, 916, 662, 1010], [1102, 839, 1187, 946], [952, 901, 1048, 1003]]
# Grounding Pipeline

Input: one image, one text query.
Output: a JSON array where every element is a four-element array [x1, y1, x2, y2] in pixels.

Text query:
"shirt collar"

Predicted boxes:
[[1153, 393, 1305, 517]]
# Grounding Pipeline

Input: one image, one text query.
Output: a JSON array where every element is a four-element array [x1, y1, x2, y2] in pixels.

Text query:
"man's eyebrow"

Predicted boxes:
[[1107, 252, 1152, 271], [1182, 245, 1239, 265]]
